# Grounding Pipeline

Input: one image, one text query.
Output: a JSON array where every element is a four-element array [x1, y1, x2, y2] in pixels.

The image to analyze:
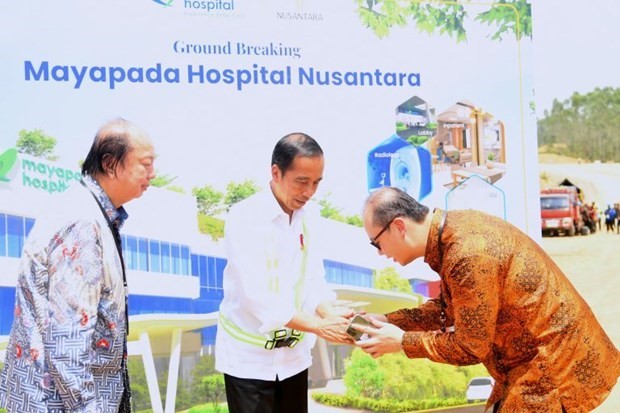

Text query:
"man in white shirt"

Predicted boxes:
[[215, 132, 353, 413]]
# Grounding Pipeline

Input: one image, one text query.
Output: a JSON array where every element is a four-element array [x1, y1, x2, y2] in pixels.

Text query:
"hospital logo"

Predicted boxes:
[[0, 148, 18, 182], [152, 0, 174, 7], [0, 148, 81, 194], [184, 0, 235, 12]]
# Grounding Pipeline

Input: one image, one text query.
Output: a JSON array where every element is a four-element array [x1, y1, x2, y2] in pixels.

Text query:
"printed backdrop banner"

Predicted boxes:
[[0, 0, 538, 409], [0, 1, 538, 231]]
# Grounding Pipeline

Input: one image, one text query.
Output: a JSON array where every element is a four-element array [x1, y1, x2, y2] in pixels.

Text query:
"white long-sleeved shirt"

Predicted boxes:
[[215, 189, 336, 380]]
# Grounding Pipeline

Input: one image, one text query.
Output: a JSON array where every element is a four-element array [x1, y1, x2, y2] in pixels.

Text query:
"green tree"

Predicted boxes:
[[318, 193, 363, 227], [192, 182, 365, 240], [201, 374, 226, 413], [192, 180, 259, 240], [379, 353, 434, 400], [344, 348, 385, 399], [189, 354, 218, 405], [192, 353, 217, 378], [378, 357, 488, 401], [355, 0, 531, 42], [197, 214, 225, 240], [150, 173, 176, 188], [146, 362, 194, 411], [150, 173, 186, 193], [345, 215, 364, 227], [193, 185, 225, 216], [127, 357, 154, 411], [166, 185, 186, 194], [223, 180, 261, 212], [344, 350, 490, 403], [538, 87, 620, 162], [319, 194, 344, 221], [193, 180, 260, 216], [374, 267, 413, 294], [16, 129, 58, 160]]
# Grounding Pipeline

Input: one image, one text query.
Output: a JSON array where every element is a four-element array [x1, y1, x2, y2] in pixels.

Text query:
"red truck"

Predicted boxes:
[[540, 186, 591, 237]]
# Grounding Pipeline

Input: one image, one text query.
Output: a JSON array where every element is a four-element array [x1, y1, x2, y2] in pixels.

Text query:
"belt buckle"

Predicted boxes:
[[265, 329, 301, 349], [287, 337, 300, 348], [266, 329, 289, 350], [274, 337, 300, 348], [274, 339, 291, 348]]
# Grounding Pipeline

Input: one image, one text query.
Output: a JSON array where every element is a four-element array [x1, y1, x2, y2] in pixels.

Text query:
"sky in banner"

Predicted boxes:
[[0, 1, 536, 223]]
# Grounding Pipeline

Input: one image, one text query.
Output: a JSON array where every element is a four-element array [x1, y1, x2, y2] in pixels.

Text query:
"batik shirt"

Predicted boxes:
[[0, 176, 129, 413], [387, 208, 620, 413]]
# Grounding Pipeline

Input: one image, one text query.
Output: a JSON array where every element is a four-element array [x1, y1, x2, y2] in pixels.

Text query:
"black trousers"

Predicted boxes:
[[224, 369, 308, 413]]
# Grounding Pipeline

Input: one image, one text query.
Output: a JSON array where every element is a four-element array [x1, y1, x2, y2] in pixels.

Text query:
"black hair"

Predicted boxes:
[[271, 132, 323, 174], [82, 118, 142, 177]]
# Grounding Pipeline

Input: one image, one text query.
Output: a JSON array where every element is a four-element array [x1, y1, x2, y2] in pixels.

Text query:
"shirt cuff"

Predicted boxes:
[[400, 331, 426, 359]]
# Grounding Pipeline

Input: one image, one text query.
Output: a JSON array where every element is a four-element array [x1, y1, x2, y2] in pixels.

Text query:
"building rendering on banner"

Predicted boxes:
[[0, 150, 438, 412]]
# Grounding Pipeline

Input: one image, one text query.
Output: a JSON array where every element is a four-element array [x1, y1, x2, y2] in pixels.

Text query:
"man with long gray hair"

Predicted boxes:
[[0, 118, 156, 412]]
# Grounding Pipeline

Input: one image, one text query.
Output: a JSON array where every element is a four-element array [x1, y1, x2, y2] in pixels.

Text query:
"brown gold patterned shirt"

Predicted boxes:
[[386, 208, 620, 412]]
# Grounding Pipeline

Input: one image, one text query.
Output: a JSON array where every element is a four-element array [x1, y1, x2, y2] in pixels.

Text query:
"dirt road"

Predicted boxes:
[[541, 230, 620, 413], [537, 161, 620, 412], [542, 231, 620, 347]]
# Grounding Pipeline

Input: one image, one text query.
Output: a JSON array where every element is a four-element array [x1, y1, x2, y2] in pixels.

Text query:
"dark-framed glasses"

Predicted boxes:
[[369, 216, 398, 250]]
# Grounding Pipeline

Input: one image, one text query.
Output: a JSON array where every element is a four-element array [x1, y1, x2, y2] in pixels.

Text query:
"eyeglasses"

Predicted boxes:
[[369, 216, 398, 250]]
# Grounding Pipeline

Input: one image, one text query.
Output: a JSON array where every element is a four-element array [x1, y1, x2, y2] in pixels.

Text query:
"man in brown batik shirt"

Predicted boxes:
[[354, 187, 619, 413]]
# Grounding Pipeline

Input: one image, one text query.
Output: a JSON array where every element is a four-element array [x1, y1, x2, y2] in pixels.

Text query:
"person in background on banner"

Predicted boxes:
[[0, 118, 156, 413], [352, 186, 619, 413], [436, 141, 444, 162], [215, 132, 354, 413]]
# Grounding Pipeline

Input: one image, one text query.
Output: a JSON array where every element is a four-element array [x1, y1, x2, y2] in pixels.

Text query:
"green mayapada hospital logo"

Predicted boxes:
[[0, 147, 82, 194], [0, 148, 18, 182]]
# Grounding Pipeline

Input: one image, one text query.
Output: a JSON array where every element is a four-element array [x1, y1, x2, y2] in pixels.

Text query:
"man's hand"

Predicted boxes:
[[330, 306, 356, 318], [316, 302, 355, 319], [364, 313, 387, 323], [354, 319, 404, 358], [316, 316, 354, 344], [286, 308, 353, 344]]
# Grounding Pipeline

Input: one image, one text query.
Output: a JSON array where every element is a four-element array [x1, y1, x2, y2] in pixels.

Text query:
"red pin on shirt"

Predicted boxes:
[[300, 233, 304, 250]]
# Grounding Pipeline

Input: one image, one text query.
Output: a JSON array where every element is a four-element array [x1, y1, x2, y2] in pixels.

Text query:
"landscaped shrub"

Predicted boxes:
[[336, 348, 489, 411], [343, 348, 384, 399], [311, 393, 467, 412]]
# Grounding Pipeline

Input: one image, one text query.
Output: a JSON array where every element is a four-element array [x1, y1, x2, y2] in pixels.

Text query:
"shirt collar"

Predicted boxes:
[[82, 175, 129, 229], [424, 208, 445, 273], [261, 186, 306, 225]]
